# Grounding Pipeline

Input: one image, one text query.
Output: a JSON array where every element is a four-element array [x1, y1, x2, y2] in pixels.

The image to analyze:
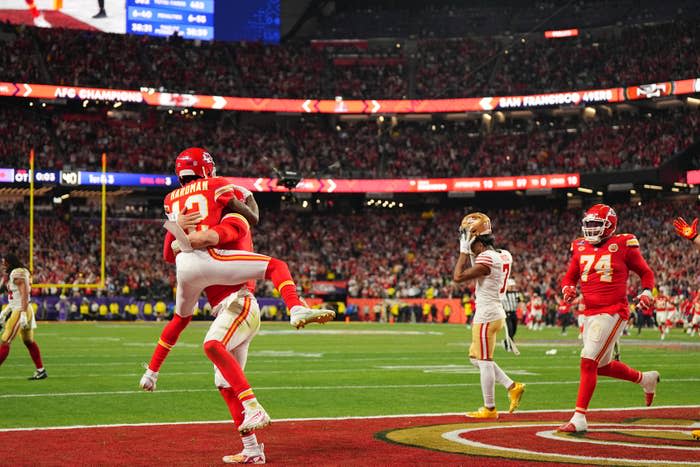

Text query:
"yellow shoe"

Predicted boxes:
[[508, 382, 526, 413], [692, 430, 700, 441], [466, 406, 498, 419]]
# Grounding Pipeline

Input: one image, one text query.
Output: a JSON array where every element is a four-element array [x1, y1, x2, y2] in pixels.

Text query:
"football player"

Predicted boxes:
[[453, 213, 525, 419], [558, 204, 659, 433], [0, 253, 46, 380], [655, 294, 670, 340], [673, 217, 700, 251], [557, 296, 573, 336], [527, 294, 545, 330]]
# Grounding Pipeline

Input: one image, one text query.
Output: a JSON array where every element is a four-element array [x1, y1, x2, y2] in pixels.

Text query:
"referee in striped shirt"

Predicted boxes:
[[502, 279, 522, 352]]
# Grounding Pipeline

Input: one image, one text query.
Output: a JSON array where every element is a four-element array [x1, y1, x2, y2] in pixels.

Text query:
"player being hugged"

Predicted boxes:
[[558, 204, 659, 433], [453, 213, 525, 419]]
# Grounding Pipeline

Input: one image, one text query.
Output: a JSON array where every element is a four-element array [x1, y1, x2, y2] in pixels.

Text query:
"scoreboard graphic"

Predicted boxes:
[[126, 0, 215, 41]]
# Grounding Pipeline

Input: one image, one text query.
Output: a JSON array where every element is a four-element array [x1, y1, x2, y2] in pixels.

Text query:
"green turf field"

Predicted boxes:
[[1, 321, 698, 429]]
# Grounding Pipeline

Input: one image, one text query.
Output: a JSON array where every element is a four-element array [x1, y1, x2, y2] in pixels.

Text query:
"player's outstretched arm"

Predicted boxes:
[[673, 217, 700, 251]]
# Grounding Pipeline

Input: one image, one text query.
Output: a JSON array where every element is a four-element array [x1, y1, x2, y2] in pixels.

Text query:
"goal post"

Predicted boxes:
[[29, 150, 107, 289]]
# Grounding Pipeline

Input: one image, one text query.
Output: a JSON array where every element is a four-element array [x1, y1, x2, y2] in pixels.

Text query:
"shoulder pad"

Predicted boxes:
[[618, 233, 639, 247]]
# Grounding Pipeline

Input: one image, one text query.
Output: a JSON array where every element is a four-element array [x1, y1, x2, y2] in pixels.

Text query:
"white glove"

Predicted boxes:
[[19, 312, 28, 329], [139, 368, 159, 392], [459, 237, 471, 254]]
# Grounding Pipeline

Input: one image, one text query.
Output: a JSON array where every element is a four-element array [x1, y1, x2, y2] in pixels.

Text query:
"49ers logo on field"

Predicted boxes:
[[378, 408, 700, 466]]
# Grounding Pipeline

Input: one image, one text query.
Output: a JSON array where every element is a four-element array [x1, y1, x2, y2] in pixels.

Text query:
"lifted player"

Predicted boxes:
[[559, 204, 659, 433]]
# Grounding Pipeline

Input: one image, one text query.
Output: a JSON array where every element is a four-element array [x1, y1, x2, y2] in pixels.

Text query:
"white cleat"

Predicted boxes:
[[239, 403, 271, 433], [641, 370, 660, 406], [290, 306, 336, 329], [33, 15, 52, 28], [557, 417, 588, 433], [139, 368, 158, 392], [223, 443, 266, 464]]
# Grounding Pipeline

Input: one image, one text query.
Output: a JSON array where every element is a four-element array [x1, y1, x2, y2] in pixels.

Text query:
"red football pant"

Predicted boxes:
[[148, 315, 192, 372]]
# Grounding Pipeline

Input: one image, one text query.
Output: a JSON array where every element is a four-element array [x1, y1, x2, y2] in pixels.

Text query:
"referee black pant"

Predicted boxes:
[[504, 311, 518, 351]]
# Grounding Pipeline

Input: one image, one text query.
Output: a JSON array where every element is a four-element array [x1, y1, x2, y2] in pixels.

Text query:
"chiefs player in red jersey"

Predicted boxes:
[[674, 217, 700, 251], [558, 204, 659, 433], [140, 148, 335, 457]]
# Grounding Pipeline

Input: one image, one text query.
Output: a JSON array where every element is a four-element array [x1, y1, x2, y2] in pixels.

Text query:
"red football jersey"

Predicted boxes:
[[557, 300, 571, 315], [562, 233, 654, 319], [162, 177, 255, 307]]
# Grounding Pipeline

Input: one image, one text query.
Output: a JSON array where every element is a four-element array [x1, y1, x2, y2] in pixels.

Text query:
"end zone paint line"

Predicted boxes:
[[0, 405, 698, 433]]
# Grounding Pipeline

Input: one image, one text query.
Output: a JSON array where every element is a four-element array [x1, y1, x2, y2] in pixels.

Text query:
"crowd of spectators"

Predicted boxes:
[[1, 17, 698, 99], [1, 104, 696, 177], [1, 198, 696, 304]]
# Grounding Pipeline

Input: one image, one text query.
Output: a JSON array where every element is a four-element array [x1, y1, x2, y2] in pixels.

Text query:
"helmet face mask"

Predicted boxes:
[[581, 204, 617, 244]]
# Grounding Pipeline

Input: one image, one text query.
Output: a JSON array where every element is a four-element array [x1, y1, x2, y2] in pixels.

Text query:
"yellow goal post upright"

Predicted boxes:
[[29, 149, 107, 290]]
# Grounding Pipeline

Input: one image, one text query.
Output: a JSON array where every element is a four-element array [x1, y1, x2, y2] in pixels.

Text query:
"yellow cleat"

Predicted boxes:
[[466, 406, 498, 419], [508, 382, 526, 413], [692, 430, 700, 441]]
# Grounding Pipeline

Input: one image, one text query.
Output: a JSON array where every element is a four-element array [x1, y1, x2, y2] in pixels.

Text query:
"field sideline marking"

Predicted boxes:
[[0, 405, 697, 433], [1, 378, 699, 399]]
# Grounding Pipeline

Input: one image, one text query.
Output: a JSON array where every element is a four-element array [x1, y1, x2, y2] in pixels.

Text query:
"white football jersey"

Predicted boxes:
[[8, 268, 31, 310], [473, 249, 513, 323]]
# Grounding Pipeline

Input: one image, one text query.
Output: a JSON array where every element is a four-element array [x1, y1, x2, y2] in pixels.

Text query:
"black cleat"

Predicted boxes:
[[28, 369, 47, 380], [92, 10, 107, 18]]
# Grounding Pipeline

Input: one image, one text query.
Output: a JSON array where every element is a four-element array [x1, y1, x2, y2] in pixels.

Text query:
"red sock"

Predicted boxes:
[[219, 387, 247, 428], [24, 341, 43, 369], [148, 315, 192, 372], [204, 340, 254, 398], [0, 343, 10, 365], [25, 0, 40, 18], [597, 360, 642, 383], [265, 257, 303, 309], [575, 358, 598, 412]]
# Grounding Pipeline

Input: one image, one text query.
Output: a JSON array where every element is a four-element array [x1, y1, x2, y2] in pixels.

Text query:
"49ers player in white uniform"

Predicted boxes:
[[558, 204, 659, 433], [453, 213, 525, 419]]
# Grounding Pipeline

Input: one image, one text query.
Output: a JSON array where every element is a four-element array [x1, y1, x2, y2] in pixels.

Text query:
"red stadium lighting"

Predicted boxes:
[[544, 29, 579, 39], [687, 170, 700, 184]]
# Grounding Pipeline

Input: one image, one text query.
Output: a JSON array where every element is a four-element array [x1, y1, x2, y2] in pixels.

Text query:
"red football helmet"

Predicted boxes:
[[581, 203, 617, 244], [175, 147, 216, 180]]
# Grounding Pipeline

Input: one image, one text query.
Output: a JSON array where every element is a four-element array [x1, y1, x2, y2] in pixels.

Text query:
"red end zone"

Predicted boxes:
[[0, 407, 698, 466]]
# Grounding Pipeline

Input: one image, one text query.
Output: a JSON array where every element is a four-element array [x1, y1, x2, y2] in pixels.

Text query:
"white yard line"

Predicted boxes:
[[0, 405, 697, 433], [1, 378, 699, 399]]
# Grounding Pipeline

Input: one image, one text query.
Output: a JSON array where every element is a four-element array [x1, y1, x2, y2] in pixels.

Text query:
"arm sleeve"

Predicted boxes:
[[163, 231, 176, 264], [561, 245, 580, 287], [626, 246, 655, 290], [211, 214, 249, 246]]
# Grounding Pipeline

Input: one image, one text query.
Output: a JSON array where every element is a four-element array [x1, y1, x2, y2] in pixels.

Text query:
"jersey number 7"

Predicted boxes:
[[499, 263, 511, 293]]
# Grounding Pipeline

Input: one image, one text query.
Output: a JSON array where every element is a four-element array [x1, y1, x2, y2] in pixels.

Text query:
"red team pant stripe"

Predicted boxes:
[[480, 322, 490, 359], [207, 249, 270, 262], [594, 315, 623, 363], [221, 297, 251, 346]]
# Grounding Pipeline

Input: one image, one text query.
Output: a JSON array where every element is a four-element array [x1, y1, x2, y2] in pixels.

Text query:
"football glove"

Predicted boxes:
[[459, 236, 471, 254], [18, 312, 28, 329], [635, 289, 654, 313], [562, 285, 577, 303], [673, 217, 698, 241]]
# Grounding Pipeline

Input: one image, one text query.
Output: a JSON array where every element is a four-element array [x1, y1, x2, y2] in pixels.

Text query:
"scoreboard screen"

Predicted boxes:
[[125, 0, 280, 42], [0, 0, 279, 43], [126, 0, 215, 41]]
